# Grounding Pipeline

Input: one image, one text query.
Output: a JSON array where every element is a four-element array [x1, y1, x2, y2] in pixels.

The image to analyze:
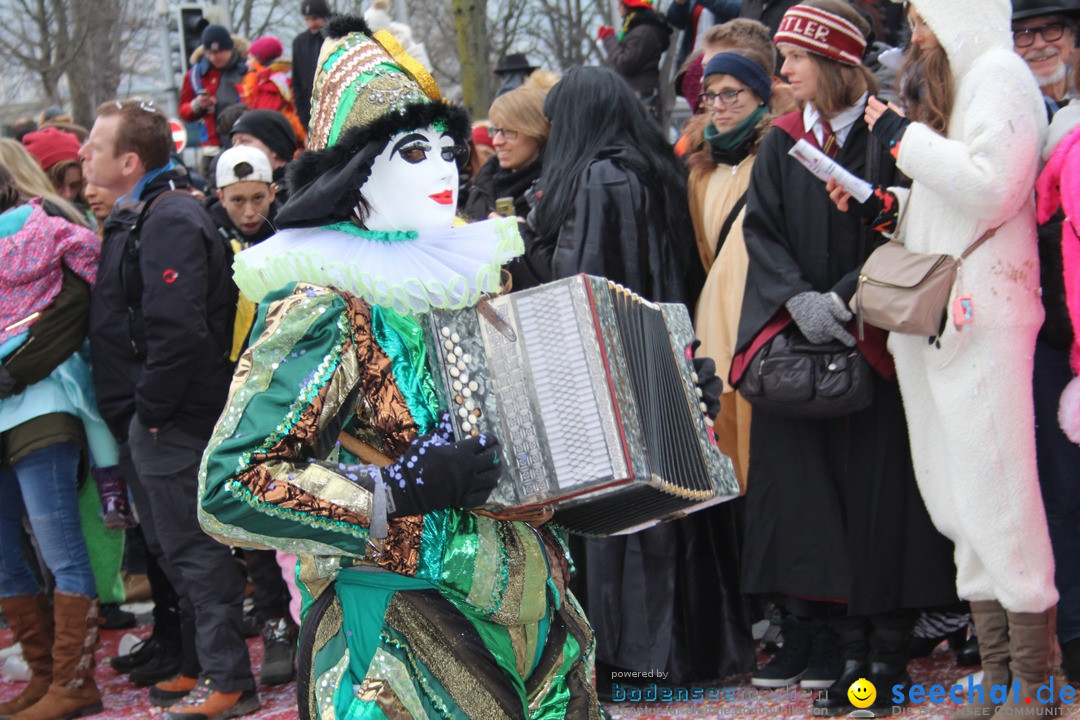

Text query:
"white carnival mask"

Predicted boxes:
[[362, 125, 461, 232]]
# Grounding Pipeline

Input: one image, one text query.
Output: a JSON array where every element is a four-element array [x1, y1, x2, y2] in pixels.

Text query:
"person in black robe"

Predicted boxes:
[[518, 65, 755, 694], [730, 2, 957, 715]]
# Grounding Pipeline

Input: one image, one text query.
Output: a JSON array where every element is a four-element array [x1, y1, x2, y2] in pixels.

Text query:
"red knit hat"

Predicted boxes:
[[22, 127, 81, 170], [472, 125, 493, 149], [621, 0, 655, 9], [774, 4, 867, 67], [249, 36, 284, 65]]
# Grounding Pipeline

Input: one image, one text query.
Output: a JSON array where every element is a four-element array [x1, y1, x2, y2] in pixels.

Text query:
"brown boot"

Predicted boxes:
[[13, 594, 102, 720], [995, 609, 1061, 717], [0, 595, 54, 717], [953, 601, 1011, 720]]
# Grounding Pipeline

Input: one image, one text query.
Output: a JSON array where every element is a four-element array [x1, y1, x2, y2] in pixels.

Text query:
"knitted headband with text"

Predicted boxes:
[[774, 4, 866, 67]]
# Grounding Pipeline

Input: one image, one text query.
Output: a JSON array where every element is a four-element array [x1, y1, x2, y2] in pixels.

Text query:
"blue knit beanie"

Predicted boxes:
[[201, 24, 234, 52], [703, 52, 772, 105]]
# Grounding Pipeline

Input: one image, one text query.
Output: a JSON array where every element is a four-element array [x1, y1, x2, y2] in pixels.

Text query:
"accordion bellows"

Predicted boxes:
[[423, 275, 739, 536]]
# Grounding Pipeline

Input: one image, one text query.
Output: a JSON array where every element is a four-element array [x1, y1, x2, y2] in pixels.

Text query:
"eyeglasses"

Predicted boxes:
[[698, 89, 747, 108], [1013, 21, 1067, 48], [489, 126, 519, 140]]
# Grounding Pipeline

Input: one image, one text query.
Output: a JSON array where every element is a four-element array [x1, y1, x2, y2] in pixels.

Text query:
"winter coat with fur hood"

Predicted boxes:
[[884, 0, 1057, 613]]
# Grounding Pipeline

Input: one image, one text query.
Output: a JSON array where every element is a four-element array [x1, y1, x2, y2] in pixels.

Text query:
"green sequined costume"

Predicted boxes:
[[200, 282, 600, 720]]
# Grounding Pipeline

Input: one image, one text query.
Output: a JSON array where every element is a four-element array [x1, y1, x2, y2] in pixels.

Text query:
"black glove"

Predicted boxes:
[[689, 340, 723, 420], [870, 107, 910, 153], [785, 291, 856, 347], [0, 366, 21, 399], [380, 432, 502, 518]]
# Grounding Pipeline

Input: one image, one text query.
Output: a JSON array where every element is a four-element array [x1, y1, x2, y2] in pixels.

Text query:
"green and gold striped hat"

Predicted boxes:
[[307, 16, 443, 150], [277, 15, 471, 228]]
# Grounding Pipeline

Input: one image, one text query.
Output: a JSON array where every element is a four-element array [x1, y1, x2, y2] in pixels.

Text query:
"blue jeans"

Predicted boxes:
[[0, 442, 96, 598]]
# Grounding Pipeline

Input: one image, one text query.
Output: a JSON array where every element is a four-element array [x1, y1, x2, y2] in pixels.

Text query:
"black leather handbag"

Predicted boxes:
[[737, 324, 874, 419]]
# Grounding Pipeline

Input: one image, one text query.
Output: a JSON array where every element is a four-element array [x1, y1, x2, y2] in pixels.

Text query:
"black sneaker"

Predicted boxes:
[[259, 618, 297, 686], [99, 602, 137, 630], [111, 636, 161, 674], [130, 646, 184, 687], [802, 622, 842, 690], [241, 609, 260, 639], [752, 616, 813, 688]]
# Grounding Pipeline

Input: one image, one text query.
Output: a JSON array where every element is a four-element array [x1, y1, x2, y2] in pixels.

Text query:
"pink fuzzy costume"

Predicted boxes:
[[1037, 124, 1080, 444]]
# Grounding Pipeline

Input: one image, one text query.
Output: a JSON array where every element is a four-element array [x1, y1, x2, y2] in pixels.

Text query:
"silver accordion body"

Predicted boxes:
[[423, 274, 739, 536]]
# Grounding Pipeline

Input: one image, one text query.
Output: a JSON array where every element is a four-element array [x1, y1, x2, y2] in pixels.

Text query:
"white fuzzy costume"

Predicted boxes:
[[887, 0, 1058, 613]]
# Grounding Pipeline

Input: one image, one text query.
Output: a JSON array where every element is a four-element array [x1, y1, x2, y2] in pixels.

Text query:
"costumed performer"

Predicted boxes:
[[198, 17, 601, 720]]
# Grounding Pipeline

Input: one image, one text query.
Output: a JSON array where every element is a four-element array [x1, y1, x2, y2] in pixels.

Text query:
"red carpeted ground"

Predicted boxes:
[[1, 626, 1077, 719]]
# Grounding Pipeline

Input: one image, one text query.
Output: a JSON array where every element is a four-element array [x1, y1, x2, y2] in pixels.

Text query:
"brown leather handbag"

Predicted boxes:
[[850, 226, 998, 339]]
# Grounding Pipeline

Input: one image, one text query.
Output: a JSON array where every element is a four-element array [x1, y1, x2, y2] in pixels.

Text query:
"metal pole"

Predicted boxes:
[[156, 0, 179, 116]]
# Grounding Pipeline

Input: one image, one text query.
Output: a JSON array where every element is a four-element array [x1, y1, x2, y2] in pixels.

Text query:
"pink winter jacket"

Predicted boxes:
[[1036, 124, 1080, 442]]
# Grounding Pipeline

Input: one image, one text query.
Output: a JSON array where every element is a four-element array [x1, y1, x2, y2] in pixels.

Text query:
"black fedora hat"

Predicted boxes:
[[1012, 0, 1080, 20], [494, 53, 539, 75]]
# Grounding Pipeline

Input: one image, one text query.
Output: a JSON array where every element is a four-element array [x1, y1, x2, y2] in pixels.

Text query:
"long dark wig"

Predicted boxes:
[[533, 66, 692, 249]]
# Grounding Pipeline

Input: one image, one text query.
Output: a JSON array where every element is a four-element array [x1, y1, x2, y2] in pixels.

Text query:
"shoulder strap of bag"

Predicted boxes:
[[120, 188, 203, 358], [714, 191, 748, 258], [960, 226, 1000, 260]]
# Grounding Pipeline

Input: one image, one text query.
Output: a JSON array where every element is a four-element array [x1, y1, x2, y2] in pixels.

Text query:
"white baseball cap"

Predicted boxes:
[[216, 145, 274, 188]]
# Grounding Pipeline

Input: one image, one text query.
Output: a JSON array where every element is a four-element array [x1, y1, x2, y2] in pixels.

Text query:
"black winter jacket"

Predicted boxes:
[[292, 29, 324, 128], [602, 10, 673, 104], [462, 154, 543, 221], [666, 0, 740, 66], [89, 168, 236, 441], [738, 0, 801, 36]]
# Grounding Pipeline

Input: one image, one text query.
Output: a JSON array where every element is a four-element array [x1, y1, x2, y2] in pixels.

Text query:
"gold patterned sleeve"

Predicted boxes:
[[199, 285, 380, 558]]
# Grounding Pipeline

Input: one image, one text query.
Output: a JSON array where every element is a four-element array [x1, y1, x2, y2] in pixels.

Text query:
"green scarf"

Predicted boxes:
[[704, 105, 768, 156]]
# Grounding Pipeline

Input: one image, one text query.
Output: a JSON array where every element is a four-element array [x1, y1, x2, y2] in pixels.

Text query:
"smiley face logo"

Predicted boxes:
[[848, 678, 876, 708]]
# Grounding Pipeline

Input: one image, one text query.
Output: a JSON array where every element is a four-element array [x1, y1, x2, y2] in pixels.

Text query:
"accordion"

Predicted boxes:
[[423, 275, 739, 536]]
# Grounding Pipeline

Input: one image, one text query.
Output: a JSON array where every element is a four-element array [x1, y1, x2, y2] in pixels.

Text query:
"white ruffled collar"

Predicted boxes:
[[232, 217, 524, 315]]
